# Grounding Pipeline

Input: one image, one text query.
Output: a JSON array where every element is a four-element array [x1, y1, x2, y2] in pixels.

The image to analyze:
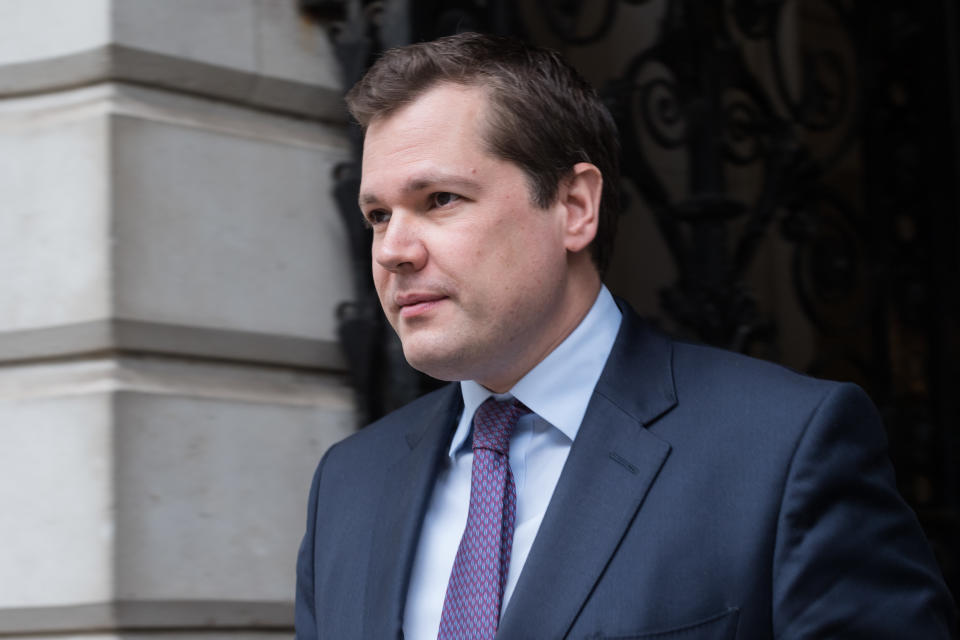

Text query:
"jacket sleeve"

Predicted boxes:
[[294, 452, 327, 640], [772, 383, 956, 638]]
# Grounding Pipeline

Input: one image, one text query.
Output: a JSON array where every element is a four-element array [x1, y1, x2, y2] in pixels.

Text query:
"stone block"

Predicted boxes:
[[0, 0, 342, 119], [0, 82, 354, 368], [110, 85, 353, 348], [0, 392, 114, 606], [0, 0, 110, 65], [0, 101, 111, 331], [112, 0, 259, 73], [0, 0, 339, 88], [1, 634, 291, 640], [0, 355, 354, 633], [112, 388, 350, 602]]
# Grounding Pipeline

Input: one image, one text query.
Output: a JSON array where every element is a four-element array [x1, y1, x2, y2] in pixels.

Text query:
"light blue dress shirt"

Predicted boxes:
[[402, 286, 623, 639]]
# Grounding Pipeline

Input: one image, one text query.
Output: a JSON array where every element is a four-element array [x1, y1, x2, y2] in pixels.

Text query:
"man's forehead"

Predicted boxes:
[[358, 84, 497, 202], [365, 81, 489, 134]]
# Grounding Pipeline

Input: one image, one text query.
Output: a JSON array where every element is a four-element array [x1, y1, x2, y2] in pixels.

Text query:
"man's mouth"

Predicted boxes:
[[396, 293, 448, 319]]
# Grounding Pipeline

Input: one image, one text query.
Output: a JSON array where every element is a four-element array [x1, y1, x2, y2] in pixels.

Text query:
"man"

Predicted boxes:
[[295, 33, 955, 639]]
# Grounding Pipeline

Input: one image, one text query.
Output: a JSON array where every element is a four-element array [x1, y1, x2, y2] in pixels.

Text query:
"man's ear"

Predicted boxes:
[[560, 162, 603, 253]]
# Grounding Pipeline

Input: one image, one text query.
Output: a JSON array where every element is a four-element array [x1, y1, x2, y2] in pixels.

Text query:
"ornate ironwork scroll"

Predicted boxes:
[[536, 0, 958, 595], [587, 0, 860, 352], [305, 0, 957, 593]]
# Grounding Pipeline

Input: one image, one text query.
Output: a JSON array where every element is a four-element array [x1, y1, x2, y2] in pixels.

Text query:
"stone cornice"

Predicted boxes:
[[0, 44, 347, 122], [0, 319, 347, 371], [0, 600, 294, 634]]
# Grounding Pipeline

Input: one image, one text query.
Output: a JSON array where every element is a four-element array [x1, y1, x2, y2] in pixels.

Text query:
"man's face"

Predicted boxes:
[[359, 83, 583, 391]]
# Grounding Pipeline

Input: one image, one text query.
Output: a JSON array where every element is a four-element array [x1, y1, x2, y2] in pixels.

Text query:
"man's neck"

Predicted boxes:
[[477, 268, 602, 393]]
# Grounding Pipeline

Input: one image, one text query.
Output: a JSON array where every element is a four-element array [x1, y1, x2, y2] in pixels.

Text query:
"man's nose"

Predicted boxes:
[[373, 211, 427, 273]]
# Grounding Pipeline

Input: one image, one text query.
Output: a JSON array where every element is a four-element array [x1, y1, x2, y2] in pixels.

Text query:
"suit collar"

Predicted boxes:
[[498, 302, 678, 638], [362, 384, 462, 640], [402, 383, 464, 450], [595, 298, 678, 426]]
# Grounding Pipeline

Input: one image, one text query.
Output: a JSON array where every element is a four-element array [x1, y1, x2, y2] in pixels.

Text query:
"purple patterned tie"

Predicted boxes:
[[437, 397, 528, 639]]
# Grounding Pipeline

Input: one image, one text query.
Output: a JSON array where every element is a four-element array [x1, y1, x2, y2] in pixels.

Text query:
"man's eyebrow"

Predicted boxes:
[[358, 173, 482, 207], [359, 192, 380, 207]]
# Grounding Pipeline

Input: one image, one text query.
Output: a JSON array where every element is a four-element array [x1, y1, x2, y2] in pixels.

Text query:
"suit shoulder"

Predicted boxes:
[[670, 337, 838, 401], [661, 336, 881, 445]]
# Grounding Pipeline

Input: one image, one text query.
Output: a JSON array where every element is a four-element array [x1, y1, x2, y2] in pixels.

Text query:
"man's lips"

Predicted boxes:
[[396, 293, 448, 319]]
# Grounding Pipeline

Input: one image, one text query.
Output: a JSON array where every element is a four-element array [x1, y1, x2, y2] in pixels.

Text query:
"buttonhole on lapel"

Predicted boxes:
[[609, 452, 639, 474]]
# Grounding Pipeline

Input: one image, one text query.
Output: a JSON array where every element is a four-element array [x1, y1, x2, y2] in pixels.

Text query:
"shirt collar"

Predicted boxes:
[[452, 285, 622, 456]]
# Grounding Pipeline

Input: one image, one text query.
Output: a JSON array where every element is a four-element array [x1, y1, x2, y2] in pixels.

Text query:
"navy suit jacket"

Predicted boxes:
[[295, 303, 956, 638]]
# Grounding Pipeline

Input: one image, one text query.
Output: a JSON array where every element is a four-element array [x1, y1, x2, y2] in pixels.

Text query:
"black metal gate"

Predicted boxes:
[[302, 0, 959, 598]]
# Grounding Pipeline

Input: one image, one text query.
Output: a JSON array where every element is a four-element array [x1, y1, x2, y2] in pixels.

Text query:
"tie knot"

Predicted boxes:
[[472, 396, 528, 455]]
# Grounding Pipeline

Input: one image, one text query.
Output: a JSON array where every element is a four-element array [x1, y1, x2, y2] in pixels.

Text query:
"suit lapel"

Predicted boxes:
[[498, 308, 678, 639], [363, 384, 462, 640]]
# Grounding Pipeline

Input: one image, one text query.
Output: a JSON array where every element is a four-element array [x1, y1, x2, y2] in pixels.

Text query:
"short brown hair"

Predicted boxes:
[[345, 32, 620, 275]]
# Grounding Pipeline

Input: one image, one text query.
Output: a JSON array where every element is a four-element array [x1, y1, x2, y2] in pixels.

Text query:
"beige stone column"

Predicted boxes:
[[0, 1, 355, 637]]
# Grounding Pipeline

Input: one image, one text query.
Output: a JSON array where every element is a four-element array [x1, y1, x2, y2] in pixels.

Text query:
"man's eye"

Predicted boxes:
[[431, 192, 461, 208], [365, 209, 390, 226]]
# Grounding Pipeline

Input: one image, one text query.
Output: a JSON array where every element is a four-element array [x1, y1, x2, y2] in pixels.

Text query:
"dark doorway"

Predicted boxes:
[[304, 0, 960, 599]]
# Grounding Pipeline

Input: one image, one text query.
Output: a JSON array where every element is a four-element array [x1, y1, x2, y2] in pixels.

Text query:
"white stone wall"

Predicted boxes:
[[0, 1, 355, 637]]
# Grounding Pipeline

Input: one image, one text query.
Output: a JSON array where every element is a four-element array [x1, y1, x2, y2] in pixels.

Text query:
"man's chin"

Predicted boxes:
[[400, 342, 470, 383]]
